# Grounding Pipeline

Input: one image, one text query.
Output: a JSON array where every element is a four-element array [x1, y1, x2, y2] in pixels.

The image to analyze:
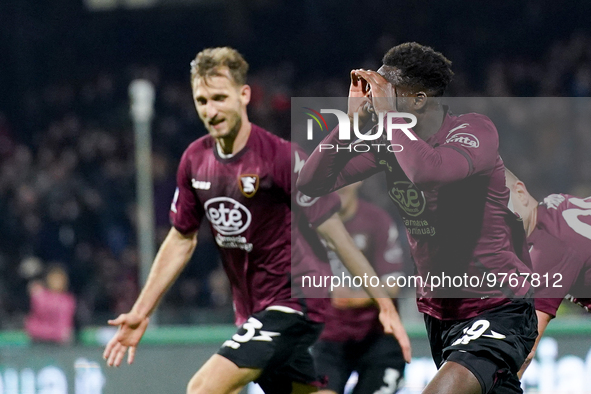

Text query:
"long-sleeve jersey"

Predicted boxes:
[[298, 108, 532, 320]]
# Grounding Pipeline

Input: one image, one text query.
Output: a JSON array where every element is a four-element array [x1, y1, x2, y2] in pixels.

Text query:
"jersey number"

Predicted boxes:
[[451, 320, 490, 346], [374, 368, 401, 394], [562, 197, 591, 241]]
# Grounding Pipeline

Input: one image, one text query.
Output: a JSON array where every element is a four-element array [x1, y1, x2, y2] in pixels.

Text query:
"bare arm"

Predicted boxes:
[[316, 213, 411, 363], [331, 274, 400, 309], [517, 310, 552, 378], [330, 286, 375, 309], [103, 227, 197, 367], [131, 227, 198, 317]]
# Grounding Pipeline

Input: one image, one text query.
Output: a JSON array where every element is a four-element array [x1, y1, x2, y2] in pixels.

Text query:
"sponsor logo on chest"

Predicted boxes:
[[192, 179, 211, 190], [388, 181, 426, 217], [204, 197, 252, 235]]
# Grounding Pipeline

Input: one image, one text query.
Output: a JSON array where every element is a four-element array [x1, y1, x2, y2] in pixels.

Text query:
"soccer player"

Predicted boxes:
[[102, 47, 410, 394], [297, 42, 538, 394], [505, 169, 591, 378], [313, 182, 406, 394]]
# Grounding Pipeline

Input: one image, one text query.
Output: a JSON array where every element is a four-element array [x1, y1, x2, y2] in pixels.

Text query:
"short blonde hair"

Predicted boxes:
[[190, 47, 249, 86]]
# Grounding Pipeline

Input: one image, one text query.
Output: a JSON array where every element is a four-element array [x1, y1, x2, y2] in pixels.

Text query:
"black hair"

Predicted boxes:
[[382, 42, 453, 96]]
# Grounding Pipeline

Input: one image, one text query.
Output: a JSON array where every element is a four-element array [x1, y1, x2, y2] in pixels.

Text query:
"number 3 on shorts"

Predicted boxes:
[[223, 317, 281, 349]]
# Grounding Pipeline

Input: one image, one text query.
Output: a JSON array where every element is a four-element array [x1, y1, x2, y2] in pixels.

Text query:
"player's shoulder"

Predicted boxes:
[[181, 134, 215, 162], [539, 193, 591, 222], [542, 193, 570, 206], [249, 124, 298, 175], [447, 112, 497, 134], [443, 111, 498, 149], [540, 193, 572, 214], [538, 193, 591, 242], [249, 123, 292, 154], [451, 111, 495, 126]]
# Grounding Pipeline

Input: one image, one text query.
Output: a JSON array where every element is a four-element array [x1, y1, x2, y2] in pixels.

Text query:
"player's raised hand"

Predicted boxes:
[[353, 70, 397, 114], [348, 70, 372, 129], [103, 311, 150, 367], [376, 299, 412, 363]]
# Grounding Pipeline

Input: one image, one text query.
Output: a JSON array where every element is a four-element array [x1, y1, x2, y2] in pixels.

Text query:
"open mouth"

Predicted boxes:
[[210, 119, 225, 129]]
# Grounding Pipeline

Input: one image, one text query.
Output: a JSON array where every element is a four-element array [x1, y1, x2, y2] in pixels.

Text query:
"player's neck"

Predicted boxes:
[[339, 198, 358, 222], [217, 121, 252, 155], [525, 205, 538, 237], [413, 105, 445, 141]]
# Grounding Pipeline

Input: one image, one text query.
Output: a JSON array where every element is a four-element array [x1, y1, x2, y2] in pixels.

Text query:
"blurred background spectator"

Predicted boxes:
[[25, 264, 76, 344], [0, 0, 590, 330]]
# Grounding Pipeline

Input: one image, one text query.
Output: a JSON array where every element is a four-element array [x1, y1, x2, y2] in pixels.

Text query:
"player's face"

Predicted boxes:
[[192, 70, 250, 139]]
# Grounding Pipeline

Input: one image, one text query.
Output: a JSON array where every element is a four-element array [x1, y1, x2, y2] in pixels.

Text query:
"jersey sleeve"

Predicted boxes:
[[170, 149, 204, 235], [534, 298, 562, 318], [296, 125, 381, 197], [389, 114, 499, 188], [285, 144, 341, 229]]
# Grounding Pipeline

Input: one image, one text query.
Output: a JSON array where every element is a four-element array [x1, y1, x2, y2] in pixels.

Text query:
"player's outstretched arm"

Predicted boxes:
[[315, 213, 412, 363], [103, 227, 198, 367], [330, 286, 375, 309], [517, 310, 552, 378]]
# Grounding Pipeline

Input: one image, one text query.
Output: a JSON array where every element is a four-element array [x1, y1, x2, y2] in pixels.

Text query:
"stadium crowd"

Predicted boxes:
[[0, 31, 590, 333]]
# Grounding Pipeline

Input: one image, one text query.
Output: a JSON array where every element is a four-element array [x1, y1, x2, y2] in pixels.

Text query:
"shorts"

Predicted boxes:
[[217, 307, 324, 394], [424, 299, 537, 394], [312, 333, 405, 394]]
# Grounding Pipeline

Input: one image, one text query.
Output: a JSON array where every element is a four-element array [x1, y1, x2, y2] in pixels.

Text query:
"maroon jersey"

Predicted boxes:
[[298, 108, 532, 320], [528, 194, 591, 317], [320, 200, 404, 342], [171, 124, 340, 325]]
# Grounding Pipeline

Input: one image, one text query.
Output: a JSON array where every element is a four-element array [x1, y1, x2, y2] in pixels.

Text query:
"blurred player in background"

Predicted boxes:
[[313, 182, 406, 394], [103, 47, 409, 394], [298, 42, 537, 394], [505, 169, 591, 379]]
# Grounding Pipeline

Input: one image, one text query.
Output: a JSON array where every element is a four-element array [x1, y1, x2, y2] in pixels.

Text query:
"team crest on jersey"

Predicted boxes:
[[238, 175, 259, 198]]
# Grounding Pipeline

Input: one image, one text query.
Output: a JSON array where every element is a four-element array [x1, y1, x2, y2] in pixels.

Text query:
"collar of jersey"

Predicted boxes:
[[214, 140, 250, 163]]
